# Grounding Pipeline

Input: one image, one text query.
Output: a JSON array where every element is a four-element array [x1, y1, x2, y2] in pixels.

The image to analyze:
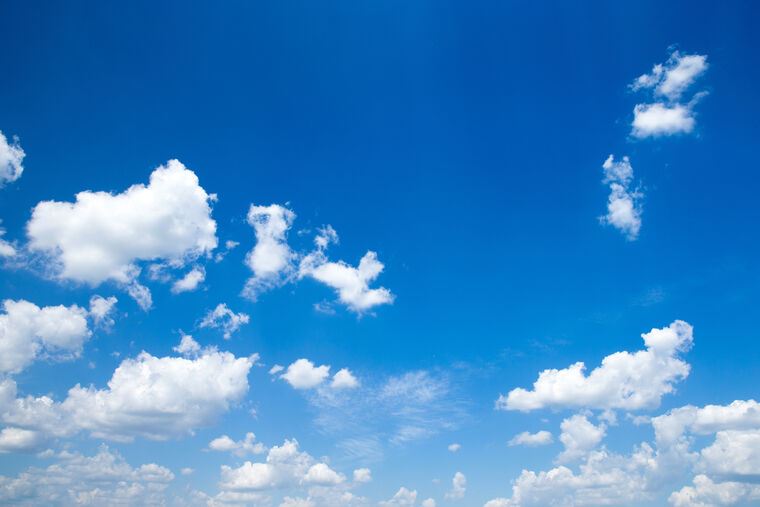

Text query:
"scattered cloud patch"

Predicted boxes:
[[599, 155, 642, 240], [199, 303, 250, 339], [331, 368, 360, 390], [445, 472, 466, 500], [171, 266, 206, 294], [209, 432, 267, 457], [0, 130, 24, 186], [508, 431, 553, 447]]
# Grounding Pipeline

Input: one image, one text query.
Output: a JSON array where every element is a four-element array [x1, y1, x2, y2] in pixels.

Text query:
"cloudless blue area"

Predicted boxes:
[[1, 1, 759, 504]]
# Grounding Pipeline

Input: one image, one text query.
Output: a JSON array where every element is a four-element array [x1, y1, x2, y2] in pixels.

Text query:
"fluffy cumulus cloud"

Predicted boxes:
[[0, 223, 16, 258], [243, 204, 297, 299], [0, 446, 174, 506], [0, 130, 25, 186], [353, 468, 371, 483], [0, 299, 91, 374], [557, 415, 606, 463], [508, 430, 553, 447], [331, 368, 360, 389], [88, 295, 118, 329], [0, 341, 254, 444], [599, 155, 642, 240], [26, 159, 218, 309], [669, 475, 760, 506], [171, 266, 206, 294], [199, 303, 250, 339], [215, 439, 354, 504], [497, 320, 693, 412], [445, 472, 466, 500], [209, 432, 267, 457], [280, 359, 331, 389], [380, 487, 417, 506], [629, 49, 708, 138]]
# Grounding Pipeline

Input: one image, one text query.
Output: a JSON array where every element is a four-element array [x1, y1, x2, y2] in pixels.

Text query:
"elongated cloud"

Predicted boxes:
[[26, 159, 217, 308], [0, 131, 24, 186], [497, 320, 693, 412], [599, 155, 642, 240]]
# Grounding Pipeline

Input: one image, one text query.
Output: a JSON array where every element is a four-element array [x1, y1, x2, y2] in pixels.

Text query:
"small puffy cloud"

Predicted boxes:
[[88, 295, 118, 329], [497, 320, 693, 412], [281, 359, 331, 389], [508, 430, 553, 447], [0, 299, 91, 375], [0, 446, 174, 505], [632, 50, 708, 100], [445, 471, 466, 500], [304, 463, 345, 486], [448, 442, 462, 452], [300, 249, 394, 313], [209, 432, 267, 457], [269, 364, 285, 375], [219, 439, 315, 491], [599, 155, 642, 240], [199, 303, 250, 339], [353, 468, 371, 483], [0, 130, 25, 186], [632, 103, 697, 138], [421, 499, 436, 507], [0, 427, 43, 453], [669, 475, 760, 507], [26, 159, 218, 308], [0, 223, 16, 258], [380, 487, 417, 506], [243, 204, 296, 300], [181, 467, 194, 475], [331, 368, 359, 389], [173, 334, 202, 356], [171, 266, 206, 294], [557, 415, 606, 463]]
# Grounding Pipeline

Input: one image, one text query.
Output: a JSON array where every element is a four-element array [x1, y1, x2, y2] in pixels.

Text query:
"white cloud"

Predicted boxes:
[[0, 427, 43, 453], [269, 364, 285, 375], [281, 359, 331, 389], [331, 368, 359, 389], [300, 250, 394, 313], [652, 399, 760, 446], [557, 415, 606, 463], [26, 159, 218, 308], [599, 155, 642, 240], [353, 468, 371, 483], [0, 345, 254, 443], [669, 475, 760, 507], [304, 463, 345, 486], [181, 467, 194, 475], [88, 295, 118, 329], [219, 439, 317, 491], [0, 299, 91, 374], [445, 472, 466, 500], [242, 204, 296, 300], [508, 430, 553, 447], [698, 429, 760, 479], [421, 499, 436, 507], [629, 50, 708, 138], [0, 446, 174, 506], [497, 320, 693, 412], [448, 442, 462, 452], [173, 334, 202, 356], [0, 223, 16, 258], [199, 303, 250, 339], [0, 131, 24, 186], [632, 51, 708, 100], [380, 487, 417, 506], [631, 103, 697, 138], [209, 432, 267, 457], [172, 266, 206, 293]]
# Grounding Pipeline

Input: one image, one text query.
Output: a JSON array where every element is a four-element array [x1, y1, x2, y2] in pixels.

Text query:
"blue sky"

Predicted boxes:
[[1, 1, 759, 506]]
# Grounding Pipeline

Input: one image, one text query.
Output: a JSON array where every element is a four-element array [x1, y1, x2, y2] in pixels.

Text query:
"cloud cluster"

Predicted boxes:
[[0, 446, 174, 506], [278, 359, 359, 391], [209, 432, 267, 457], [599, 155, 642, 240], [242, 208, 393, 313], [630, 50, 708, 138], [497, 320, 693, 412], [26, 159, 218, 309], [0, 341, 254, 447]]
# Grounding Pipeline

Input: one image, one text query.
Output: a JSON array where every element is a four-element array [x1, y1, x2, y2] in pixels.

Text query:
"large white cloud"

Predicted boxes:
[[652, 399, 760, 446], [0, 342, 254, 443], [0, 130, 25, 186], [557, 415, 606, 463], [26, 159, 217, 308], [669, 475, 760, 507], [599, 155, 642, 240], [0, 446, 174, 506], [497, 320, 693, 412], [0, 299, 91, 375]]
